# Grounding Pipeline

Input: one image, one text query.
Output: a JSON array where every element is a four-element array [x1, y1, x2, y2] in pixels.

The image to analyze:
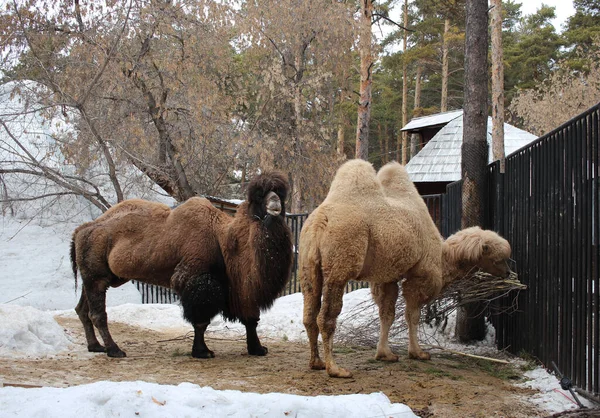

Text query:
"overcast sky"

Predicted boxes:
[[520, 0, 576, 32], [380, 1, 576, 53]]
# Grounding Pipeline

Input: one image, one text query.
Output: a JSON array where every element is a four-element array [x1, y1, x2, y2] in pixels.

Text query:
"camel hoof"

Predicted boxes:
[[375, 352, 399, 362], [192, 349, 215, 359], [327, 365, 353, 378], [408, 351, 431, 360], [107, 347, 127, 358], [87, 343, 106, 353], [248, 345, 268, 356], [310, 358, 326, 370]]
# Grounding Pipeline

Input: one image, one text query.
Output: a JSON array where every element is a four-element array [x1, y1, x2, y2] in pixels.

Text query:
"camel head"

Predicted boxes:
[[247, 171, 289, 221], [443, 226, 512, 281]]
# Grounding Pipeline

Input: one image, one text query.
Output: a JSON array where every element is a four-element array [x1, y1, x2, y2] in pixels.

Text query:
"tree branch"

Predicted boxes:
[[78, 0, 133, 106], [1, 192, 78, 203], [0, 120, 110, 212], [372, 13, 414, 32]]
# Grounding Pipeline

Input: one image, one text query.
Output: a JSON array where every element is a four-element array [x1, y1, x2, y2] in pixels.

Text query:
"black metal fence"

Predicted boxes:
[[133, 195, 461, 303], [281, 213, 309, 295], [132, 280, 180, 304], [442, 180, 463, 238], [489, 103, 600, 395]]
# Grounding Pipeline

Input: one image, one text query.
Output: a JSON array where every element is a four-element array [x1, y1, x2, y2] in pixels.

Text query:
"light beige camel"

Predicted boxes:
[[299, 159, 512, 378]]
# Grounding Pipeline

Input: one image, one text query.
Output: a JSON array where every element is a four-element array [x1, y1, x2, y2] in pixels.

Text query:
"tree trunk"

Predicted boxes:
[[491, 0, 505, 172], [401, 0, 409, 164], [456, 0, 489, 343], [337, 121, 346, 157], [131, 74, 194, 201], [355, 0, 373, 161], [338, 69, 348, 157], [241, 162, 247, 189], [384, 122, 390, 163], [441, 18, 450, 113], [77, 104, 124, 203], [378, 123, 385, 165], [411, 65, 423, 158], [410, 133, 420, 158], [414, 64, 423, 113]]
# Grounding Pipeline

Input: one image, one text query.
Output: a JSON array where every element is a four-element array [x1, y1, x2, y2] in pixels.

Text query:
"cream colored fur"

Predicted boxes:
[[299, 159, 512, 378]]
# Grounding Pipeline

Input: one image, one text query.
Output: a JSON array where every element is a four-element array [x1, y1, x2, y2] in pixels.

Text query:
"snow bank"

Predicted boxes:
[[0, 305, 71, 358], [0, 381, 418, 418]]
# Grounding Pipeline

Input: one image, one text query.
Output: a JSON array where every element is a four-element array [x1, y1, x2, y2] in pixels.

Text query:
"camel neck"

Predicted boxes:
[[441, 242, 469, 290]]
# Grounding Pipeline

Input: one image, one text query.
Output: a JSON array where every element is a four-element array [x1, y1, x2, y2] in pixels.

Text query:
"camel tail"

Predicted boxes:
[[299, 241, 323, 297], [298, 214, 326, 299], [70, 238, 78, 294]]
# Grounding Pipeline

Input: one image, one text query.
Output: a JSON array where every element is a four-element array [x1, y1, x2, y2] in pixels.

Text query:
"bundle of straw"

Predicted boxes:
[[427, 270, 526, 319]]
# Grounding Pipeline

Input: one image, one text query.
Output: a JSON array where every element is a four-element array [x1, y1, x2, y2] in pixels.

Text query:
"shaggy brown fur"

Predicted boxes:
[[71, 172, 293, 358], [299, 160, 512, 378]]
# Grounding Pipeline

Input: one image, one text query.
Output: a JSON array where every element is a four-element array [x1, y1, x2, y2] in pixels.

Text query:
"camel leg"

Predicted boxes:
[[74, 288, 105, 353], [302, 268, 325, 370], [318, 281, 350, 378], [84, 279, 126, 358], [371, 282, 400, 362], [402, 280, 430, 360], [192, 321, 215, 358], [242, 318, 268, 356]]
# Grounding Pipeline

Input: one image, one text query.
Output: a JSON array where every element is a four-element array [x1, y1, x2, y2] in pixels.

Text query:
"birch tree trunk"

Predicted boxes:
[[456, 0, 489, 343], [491, 0, 505, 172], [355, 0, 373, 161], [441, 18, 450, 113]]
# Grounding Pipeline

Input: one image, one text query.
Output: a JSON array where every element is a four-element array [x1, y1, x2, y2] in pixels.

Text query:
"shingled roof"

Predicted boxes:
[[401, 109, 464, 132], [405, 111, 537, 182]]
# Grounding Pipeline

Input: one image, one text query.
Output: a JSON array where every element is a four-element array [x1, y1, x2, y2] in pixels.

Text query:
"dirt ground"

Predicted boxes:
[[0, 317, 561, 417]]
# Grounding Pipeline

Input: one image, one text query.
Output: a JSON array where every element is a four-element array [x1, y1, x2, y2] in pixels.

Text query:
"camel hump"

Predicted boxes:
[[377, 161, 420, 199], [96, 199, 171, 221], [325, 159, 383, 202], [182, 196, 213, 208]]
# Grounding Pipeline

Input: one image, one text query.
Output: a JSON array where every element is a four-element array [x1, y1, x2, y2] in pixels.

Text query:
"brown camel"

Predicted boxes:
[[71, 172, 293, 359]]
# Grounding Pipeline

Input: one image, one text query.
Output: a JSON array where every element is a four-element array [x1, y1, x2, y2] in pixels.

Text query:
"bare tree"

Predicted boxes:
[[510, 44, 600, 136], [1, 0, 240, 208], [238, 0, 355, 211]]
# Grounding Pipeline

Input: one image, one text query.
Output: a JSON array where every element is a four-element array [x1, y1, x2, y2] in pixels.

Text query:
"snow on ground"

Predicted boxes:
[[0, 381, 417, 418], [517, 368, 592, 413], [0, 305, 71, 358], [0, 216, 594, 416]]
